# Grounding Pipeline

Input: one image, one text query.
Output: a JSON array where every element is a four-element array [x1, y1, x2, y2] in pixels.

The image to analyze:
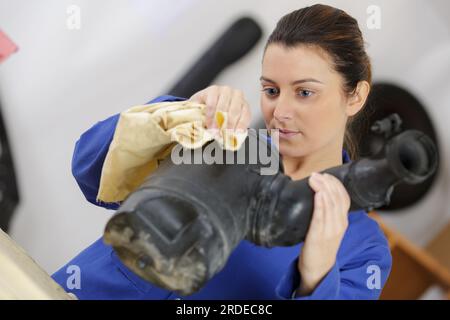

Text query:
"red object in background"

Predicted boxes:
[[0, 29, 18, 64]]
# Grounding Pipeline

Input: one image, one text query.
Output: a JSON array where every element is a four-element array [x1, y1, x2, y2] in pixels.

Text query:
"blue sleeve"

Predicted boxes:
[[275, 228, 392, 300], [71, 95, 187, 210]]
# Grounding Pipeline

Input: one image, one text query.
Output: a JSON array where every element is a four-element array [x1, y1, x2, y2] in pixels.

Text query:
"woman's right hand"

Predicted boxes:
[[189, 85, 252, 130]]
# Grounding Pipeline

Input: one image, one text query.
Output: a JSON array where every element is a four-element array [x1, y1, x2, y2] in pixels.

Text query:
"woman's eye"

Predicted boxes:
[[298, 89, 313, 97], [262, 88, 279, 97]]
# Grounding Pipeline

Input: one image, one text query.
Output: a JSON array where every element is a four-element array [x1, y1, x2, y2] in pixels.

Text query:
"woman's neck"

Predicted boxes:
[[282, 143, 344, 181]]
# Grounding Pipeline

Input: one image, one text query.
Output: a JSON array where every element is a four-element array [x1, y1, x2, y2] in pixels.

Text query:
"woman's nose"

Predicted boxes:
[[273, 97, 293, 121]]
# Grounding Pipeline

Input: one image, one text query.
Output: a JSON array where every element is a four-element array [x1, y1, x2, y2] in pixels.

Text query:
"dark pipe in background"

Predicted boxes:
[[166, 16, 263, 98], [0, 31, 20, 232], [0, 103, 20, 231]]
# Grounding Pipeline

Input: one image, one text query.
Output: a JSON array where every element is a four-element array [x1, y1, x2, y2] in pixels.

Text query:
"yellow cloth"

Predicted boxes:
[[97, 100, 248, 203]]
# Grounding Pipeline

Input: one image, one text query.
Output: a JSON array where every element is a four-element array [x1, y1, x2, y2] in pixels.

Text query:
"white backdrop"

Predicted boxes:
[[0, 0, 449, 274]]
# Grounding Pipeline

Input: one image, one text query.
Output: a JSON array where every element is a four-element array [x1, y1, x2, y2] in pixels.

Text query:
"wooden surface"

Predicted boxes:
[[0, 228, 74, 300], [426, 222, 450, 271], [369, 211, 450, 300]]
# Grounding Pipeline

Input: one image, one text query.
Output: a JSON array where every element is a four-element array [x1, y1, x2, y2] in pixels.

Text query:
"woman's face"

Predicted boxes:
[[260, 44, 350, 159]]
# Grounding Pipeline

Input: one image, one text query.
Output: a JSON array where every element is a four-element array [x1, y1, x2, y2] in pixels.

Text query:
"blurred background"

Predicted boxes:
[[0, 0, 449, 299]]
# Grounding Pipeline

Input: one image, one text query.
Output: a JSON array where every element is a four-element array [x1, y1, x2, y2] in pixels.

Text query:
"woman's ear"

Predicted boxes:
[[346, 81, 370, 116]]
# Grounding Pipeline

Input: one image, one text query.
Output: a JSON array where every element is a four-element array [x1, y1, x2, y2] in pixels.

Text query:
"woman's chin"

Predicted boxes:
[[278, 140, 307, 158]]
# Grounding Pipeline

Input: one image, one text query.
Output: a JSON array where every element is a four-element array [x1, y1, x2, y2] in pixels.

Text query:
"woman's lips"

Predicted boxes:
[[275, 128, 301, 139]]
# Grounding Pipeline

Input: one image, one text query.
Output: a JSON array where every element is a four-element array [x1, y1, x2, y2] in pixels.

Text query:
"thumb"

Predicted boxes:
[[308, 172, 322, 192]]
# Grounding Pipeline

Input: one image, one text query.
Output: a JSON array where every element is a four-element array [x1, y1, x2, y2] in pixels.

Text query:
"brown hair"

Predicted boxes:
[[264, 4, 372, 160]]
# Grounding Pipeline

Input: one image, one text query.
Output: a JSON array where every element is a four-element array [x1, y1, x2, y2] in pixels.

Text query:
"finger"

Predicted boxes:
[[316, 174, 343, 234], [322, 173, 340, 194], [227, 91, 244, 130], [235, 104, 251, 131], [333, 177, 351, 213], [205, 87, 220, 128], [320, 173, 342, 215], [319, 184, 334, 227], [336, 186, 351, 219], [215, 87, 231, 113], [322, 174, 350, 230], [310, 173, 335, 212], [212, 87, 232, 129], [323, 173, 351, 218], [317, 174, 338, 211], [190, 86, 218, 128], [310, 191, 325, 233]]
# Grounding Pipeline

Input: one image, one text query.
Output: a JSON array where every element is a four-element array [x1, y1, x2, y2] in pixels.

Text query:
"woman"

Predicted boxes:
[[52, 4, 392, 299]]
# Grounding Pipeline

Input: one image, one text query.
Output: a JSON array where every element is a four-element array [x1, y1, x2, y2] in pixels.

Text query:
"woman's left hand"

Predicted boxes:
[[296, 172, 351, 296]]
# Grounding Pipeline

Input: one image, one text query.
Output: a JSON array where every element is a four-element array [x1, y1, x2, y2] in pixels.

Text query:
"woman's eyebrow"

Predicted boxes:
[[259, 76, 324, 85]]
